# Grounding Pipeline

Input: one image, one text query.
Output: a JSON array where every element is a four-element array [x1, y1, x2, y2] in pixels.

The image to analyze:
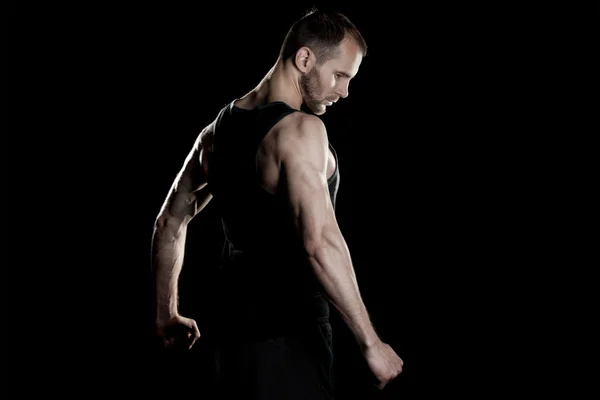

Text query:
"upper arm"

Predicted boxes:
[[156, 123, 214, 228], [278, 116, 339, 254]]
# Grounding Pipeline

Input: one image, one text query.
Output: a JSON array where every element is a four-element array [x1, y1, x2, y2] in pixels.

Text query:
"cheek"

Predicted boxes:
[[327, 76, 337, 90], [317, 71, 335, 90]]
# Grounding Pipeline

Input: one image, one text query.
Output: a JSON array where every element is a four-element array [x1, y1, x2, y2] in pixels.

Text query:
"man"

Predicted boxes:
[[151, 8, 403, 399]]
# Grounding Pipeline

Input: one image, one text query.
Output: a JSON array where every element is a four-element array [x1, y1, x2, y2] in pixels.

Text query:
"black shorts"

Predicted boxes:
[[214, 320, 335, 400]]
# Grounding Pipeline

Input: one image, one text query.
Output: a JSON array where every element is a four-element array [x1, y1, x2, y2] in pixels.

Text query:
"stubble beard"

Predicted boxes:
[[300, 67, 326, 115]]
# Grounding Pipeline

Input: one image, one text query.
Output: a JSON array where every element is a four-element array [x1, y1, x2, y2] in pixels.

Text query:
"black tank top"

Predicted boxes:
[[210, 100, 339, 337]]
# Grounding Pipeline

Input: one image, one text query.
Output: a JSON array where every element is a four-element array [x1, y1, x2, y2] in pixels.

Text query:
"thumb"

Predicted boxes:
[[187, 319, 201, 348]]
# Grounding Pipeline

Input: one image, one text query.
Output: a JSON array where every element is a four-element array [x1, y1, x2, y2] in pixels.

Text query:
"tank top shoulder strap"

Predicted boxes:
[[252, 101, 301, 147]]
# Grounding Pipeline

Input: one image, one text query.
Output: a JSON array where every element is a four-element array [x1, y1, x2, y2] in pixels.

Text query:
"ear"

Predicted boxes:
[[294, 46, 315, 73]]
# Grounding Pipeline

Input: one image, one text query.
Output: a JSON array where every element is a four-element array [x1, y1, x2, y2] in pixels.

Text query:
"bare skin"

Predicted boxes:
[[152, 35, 403, 390]]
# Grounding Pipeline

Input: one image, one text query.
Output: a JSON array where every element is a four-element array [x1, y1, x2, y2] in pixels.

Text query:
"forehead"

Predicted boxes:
[[324, 37, 363, 77]]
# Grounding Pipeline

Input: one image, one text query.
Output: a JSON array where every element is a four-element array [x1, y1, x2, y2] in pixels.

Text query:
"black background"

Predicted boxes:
[[9, 2, 599, 399]]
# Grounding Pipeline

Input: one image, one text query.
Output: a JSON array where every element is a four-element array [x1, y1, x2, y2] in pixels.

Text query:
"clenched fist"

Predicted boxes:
[[363, 340, 404, 390], [155, 315, 201, 351]]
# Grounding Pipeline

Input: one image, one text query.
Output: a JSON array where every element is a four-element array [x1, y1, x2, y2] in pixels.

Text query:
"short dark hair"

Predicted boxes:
[[279, 8, 368, 65]]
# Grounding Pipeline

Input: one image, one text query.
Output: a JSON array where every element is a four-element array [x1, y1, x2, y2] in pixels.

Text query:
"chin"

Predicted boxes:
[[309, 104, 327, 116]]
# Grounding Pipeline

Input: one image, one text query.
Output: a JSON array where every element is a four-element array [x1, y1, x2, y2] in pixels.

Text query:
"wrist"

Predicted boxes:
[[156, 306, 178, 322], [345, 312, 380, 349], [356, 327, 379, 350]]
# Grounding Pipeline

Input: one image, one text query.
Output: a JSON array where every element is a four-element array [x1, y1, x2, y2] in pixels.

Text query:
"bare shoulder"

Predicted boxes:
[[277, 112, 327, 140], [256, 112, 329, 194], [274, 112, 328, 161], [198, 121, 215, 152]]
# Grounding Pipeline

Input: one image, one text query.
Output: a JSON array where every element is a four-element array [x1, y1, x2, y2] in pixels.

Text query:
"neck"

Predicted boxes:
[[241, 57, 304, 110]]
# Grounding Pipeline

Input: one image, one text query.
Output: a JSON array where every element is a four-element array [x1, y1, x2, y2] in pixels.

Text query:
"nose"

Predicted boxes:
[[336, 83, 349, 99], [336, 89, 349, 99]]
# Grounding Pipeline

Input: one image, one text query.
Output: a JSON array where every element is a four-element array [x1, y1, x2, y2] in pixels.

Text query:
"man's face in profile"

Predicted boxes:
[[301, 39, 362, 115]]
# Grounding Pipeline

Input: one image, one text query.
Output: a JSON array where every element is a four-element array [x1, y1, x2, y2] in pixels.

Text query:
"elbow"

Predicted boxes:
[[303, 236, 325, 259], [301, 217, 342, 257], [154, 214, 171, 232], [301, 221, 345, 263], [302, 232, 340, 278], [154, 212, 187, 238], [303, 229, 336, 259]]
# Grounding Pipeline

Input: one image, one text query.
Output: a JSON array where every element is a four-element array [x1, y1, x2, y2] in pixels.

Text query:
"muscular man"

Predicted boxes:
[[151, 8, 403, 399]]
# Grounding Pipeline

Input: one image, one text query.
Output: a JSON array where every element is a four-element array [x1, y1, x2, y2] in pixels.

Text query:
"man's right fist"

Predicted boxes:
[[362, 340, 404, 390], [155, 315, 201, 351]]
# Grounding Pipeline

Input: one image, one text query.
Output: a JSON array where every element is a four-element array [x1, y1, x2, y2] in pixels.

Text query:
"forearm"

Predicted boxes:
[[151, 220, 188, 321], [307, 228, 379, 349]]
